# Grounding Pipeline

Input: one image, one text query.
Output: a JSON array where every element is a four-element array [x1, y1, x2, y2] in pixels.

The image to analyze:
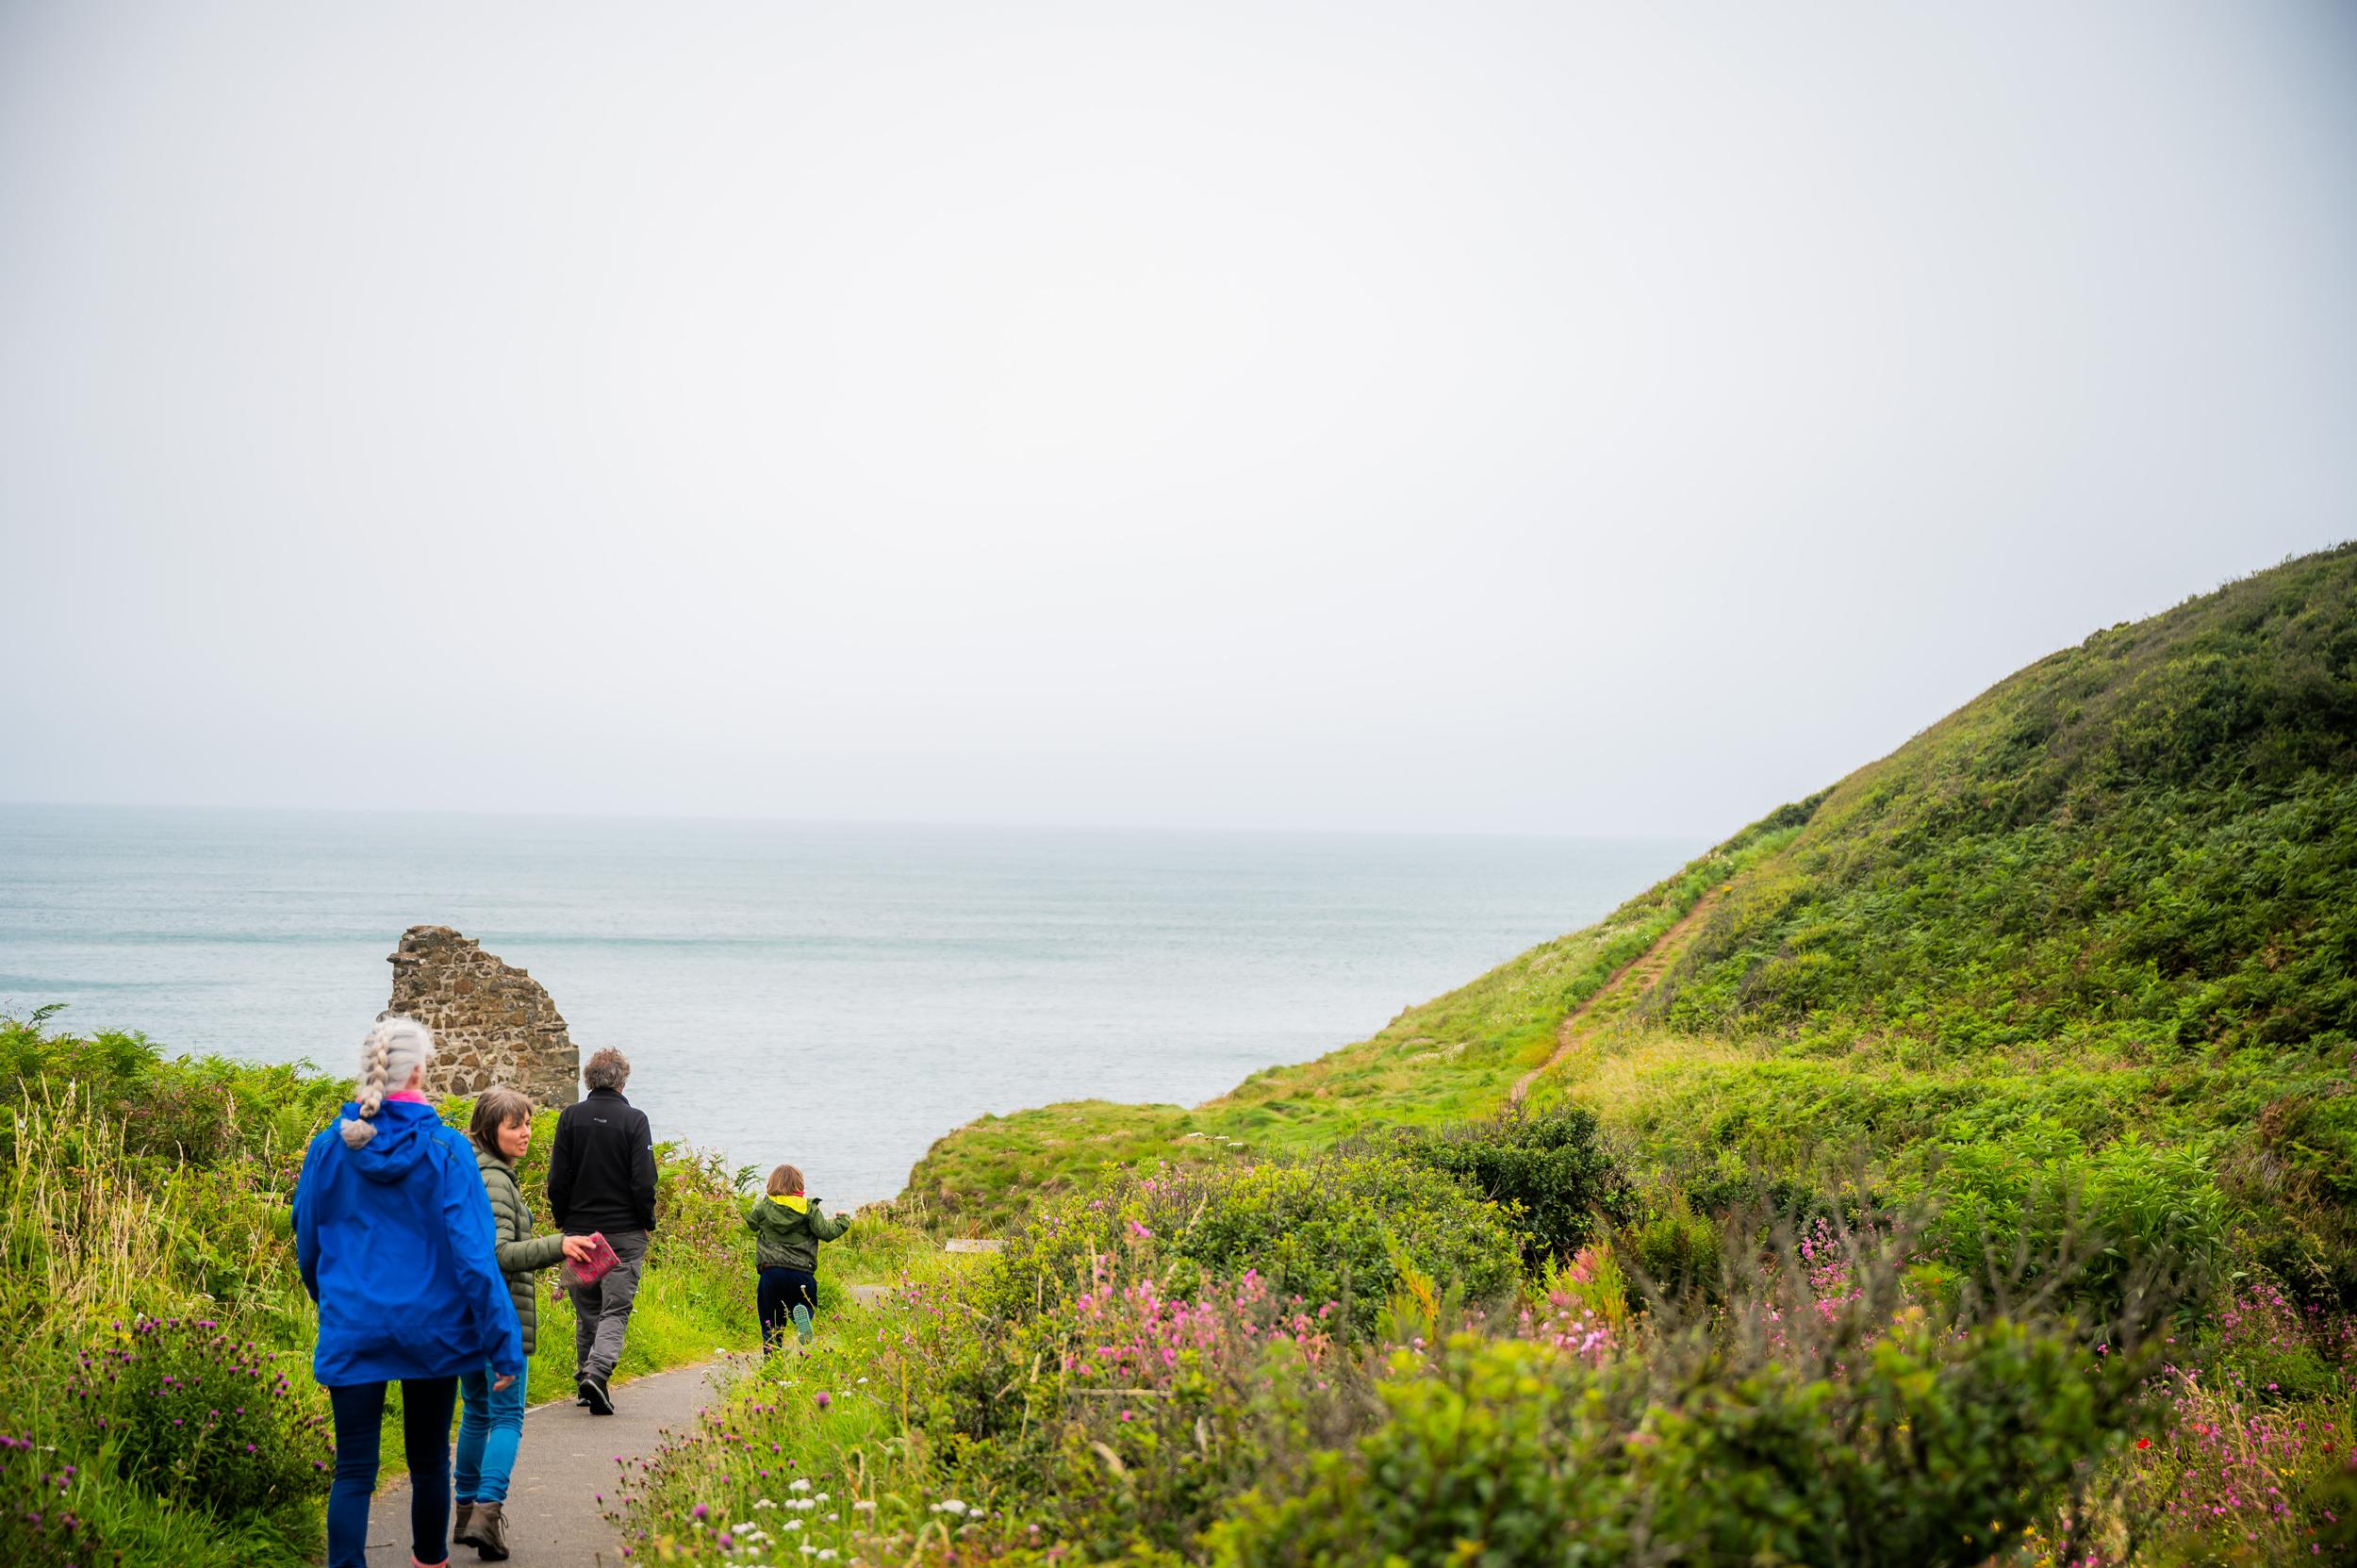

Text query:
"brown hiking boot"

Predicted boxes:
[[471, 1500, 510, 1561], [452, 1501, 480, 1548]]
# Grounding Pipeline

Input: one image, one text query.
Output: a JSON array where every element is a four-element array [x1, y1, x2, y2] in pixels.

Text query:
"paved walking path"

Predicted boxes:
[[363, 1357, 750, 1568]]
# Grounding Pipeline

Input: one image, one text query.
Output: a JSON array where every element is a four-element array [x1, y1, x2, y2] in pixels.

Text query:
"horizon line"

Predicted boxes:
[[0, 796, 1722, 846]]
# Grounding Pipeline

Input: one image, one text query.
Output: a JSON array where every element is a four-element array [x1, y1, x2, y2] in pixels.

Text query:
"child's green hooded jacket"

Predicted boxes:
[[744, 1193, 850, 1272]]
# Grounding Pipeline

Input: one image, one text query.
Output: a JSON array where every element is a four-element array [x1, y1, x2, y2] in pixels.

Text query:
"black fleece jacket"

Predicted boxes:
[[547, 1086, 658, 1234]]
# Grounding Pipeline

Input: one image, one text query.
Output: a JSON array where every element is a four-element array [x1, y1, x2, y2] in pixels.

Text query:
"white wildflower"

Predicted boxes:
[[852, 1499, 876, 1513], [931, 1499, 969, 1516], [755, 1498, 777, 1510], [790, 1477, 813, 1493]]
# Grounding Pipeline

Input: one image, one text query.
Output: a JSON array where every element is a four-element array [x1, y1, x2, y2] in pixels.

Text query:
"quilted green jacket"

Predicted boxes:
[[744, 1194, 851, 1273], [477, 1147, 569, 1356]]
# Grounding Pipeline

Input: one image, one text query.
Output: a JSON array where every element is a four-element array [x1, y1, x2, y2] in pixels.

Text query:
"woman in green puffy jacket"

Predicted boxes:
[[453, 1087, 594, 1560]]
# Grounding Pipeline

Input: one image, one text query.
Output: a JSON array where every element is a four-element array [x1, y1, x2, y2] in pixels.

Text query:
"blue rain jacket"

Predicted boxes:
[[293, 1099, 524, 1386]]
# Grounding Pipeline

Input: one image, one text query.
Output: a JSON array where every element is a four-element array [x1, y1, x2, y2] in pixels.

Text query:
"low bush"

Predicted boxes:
[[66, 1315, 331, 1519], [1390, 1102, 1631, 1267], [981, 1154, 1522, 1338], [1624, 1191, 1719, 1301], [1912, 1124, 2225, 1312]]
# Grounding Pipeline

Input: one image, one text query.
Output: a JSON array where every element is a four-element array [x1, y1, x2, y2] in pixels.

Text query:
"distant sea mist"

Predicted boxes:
[[0, 806, 1703, 1204]]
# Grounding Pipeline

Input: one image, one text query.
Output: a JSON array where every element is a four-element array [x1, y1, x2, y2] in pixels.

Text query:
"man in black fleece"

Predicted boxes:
[[546, 1047, 657, 1414]]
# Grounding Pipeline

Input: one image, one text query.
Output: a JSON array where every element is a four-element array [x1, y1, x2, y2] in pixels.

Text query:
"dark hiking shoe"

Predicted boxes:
[[581, 1372, 614, 1415], [471, 1500, 510, 1560], [452, 1501, 481, 1547]]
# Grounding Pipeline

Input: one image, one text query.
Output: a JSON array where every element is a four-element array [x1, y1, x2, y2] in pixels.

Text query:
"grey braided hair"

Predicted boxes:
[[339, 1015, 437, 1148]]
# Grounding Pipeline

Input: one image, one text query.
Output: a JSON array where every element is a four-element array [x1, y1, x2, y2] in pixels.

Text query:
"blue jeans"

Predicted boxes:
[[326, 1377, 458, 1568], [454, 1362, 530, 1506]]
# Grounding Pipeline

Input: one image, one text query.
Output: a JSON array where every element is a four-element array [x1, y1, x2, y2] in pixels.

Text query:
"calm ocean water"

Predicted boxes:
[[0, 806, 1700, 1204]]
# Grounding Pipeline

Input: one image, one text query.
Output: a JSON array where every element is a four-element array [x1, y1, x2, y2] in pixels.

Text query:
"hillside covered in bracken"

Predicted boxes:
[[791, 543, 2357, 1565]]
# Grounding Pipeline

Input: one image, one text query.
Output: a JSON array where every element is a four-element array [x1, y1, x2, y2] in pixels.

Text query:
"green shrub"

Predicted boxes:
[[1391, 1103, 1632, 1267], [67, 1316, 331, 1519], [981, 1154, 1522, 1338], [1205, 1336, 1607, 1568], [1912, 1124, 2223, 1310], [0, 1015, 344, 1174], [1625, 1193, 1718, 1301]]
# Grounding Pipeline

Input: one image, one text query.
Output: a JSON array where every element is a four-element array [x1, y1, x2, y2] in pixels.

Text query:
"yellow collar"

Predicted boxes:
[[769, 1194, 808, 1213]]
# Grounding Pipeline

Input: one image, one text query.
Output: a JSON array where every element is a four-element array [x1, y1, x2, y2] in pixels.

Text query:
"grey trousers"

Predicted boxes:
[[568, 1228, 649, 1382]]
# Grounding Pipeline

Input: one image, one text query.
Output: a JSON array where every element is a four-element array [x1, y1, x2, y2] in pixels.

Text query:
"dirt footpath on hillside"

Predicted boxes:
[[1510, 887, 1727, 1102]]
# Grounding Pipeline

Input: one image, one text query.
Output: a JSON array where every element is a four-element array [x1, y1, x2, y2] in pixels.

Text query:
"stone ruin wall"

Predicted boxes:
[[386, 925, 580, 1107]]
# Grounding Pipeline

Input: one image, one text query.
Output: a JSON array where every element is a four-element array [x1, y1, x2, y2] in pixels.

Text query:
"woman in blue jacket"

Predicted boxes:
[[294, 1015, 524, 1568]]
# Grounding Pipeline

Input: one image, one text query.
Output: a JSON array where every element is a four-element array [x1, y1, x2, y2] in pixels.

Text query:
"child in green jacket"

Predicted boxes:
[[746, 1164, 852, 1348]]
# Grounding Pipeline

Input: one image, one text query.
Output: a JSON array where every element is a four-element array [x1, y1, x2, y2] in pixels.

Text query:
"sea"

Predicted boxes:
[[0, 805, 1701, 1205]]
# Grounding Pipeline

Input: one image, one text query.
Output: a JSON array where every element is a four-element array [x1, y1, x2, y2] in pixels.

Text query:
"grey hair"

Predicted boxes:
[[340, 1015, 437, 1148], [583, 1047, 631, 1093]]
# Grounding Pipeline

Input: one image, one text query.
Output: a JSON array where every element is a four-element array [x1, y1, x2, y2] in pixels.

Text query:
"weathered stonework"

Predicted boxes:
[[387, 926, 580, 1107]]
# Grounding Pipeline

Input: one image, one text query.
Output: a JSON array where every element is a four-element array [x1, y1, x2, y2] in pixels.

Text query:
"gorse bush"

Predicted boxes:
[[1390, 1102, 1631, 1267], [981, 1154, 1523, 1339]]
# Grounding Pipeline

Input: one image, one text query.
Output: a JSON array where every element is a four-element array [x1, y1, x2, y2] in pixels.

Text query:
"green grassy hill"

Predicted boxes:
[[908, 544, 2357, 1293]]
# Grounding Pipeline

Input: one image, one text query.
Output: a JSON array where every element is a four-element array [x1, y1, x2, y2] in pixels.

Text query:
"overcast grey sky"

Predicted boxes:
[[2, 2, 2352, 836]]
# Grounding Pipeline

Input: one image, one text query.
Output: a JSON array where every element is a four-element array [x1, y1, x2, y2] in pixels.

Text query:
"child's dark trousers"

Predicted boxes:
[[758, 1266, 819, 1349]]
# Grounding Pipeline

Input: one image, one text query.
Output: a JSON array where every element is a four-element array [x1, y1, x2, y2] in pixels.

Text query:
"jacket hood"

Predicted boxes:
[[339, 1099, 444, 1183], [769, 1194, 809, 1213]]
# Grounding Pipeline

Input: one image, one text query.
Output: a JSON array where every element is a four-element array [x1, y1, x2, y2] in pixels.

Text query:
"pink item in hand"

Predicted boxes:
[[560, 1231, 620, 1291]]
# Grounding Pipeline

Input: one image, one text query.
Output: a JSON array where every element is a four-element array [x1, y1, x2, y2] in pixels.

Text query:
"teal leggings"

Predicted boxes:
[[454, 1363, 530, 1505]]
